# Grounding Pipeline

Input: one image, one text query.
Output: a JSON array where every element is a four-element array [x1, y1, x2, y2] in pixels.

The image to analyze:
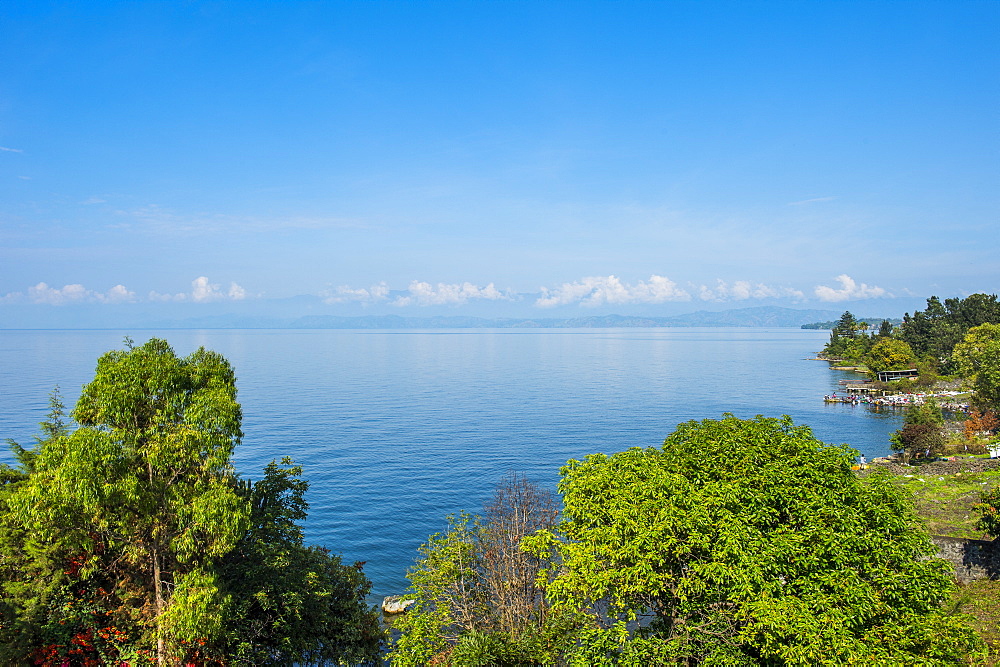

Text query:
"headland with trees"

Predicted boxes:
[[817, 293, 1000, 464]]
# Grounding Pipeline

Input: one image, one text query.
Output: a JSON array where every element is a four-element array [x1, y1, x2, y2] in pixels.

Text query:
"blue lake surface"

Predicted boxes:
[[0, 328, 903, 598]]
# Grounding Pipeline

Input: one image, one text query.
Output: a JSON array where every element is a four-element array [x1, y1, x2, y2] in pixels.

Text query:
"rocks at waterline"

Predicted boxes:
[[382, 595, 416, 614]]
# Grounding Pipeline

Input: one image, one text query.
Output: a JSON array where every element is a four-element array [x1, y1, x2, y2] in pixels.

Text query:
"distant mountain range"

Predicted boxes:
[[135, 306, 893, 329]]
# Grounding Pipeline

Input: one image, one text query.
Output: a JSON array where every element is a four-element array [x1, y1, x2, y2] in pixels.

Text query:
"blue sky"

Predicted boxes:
[[1, 1, 997, 322]]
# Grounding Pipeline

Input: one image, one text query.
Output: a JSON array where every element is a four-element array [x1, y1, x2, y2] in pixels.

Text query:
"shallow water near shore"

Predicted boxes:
[[0, 328, 903, 598]]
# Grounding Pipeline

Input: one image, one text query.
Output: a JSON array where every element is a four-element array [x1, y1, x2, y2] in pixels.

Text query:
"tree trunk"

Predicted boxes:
[[153, 546, 165, 665]]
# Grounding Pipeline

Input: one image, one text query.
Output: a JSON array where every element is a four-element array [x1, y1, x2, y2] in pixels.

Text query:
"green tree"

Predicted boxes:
[[524, 415, 982, 665], [0, 389, 81, 662], [0, 339, 383, 665], [875, 319, 894, 338], [835, 311, 861, 338], [843, 333, 873, 363], [823, 328, 846, 357], [864, 338, 916, 373], [890, 401, 946, 462], [953, 323, 1000, 411], [5, 338, 248, 663], [822, 311, 874, 359], [822, 311, 859, 357], [217, 458, 383, 664], [892, 423, 947, 461], [897, 294, 1000, 371], [898, 296, 956, 364], [975, 486, 1000, 539], [944, 293, 1000, 331]]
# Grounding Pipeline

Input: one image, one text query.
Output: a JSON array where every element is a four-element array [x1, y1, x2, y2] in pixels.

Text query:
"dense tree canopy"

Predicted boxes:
[[821, 296, 1000, 397], [897, 294, 1000, 370], [0, 338, 381, 665], [875, 318, 894, 338], [217, 459, 382, 664], [953, 323, 1000, 411], [822, 311, 866, 357], [864, 338, 916, 373], [524, 415, 982, 665]]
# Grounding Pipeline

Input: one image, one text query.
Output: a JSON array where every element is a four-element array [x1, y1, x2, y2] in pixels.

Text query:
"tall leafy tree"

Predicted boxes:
[[0, 339, 384, 665], [899, 296, 953, 362], [524, 415, 982, 665], [835, 311, 861, 338], [6, 338, 249, 663], [875, 319, 894, 338], [943, 293, 1000, 331], [0, 389, 76, 662], [823, 311, 870, 358]]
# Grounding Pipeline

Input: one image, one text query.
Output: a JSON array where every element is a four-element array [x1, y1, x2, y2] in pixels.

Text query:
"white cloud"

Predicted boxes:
[[697, 280, 804, 301], [536, 275, 691, 308], [191, 276, 217, 302], [28, 283, 88, 305], [3, 277, 246, 305], [393, 281, 511, 306], [1, 282, 138, 305], [814, 274, 889, 302], [104, 284, 136, 303], [0, 146, 23, 153], [149, 276, 247, 303], [322, 282, 390, 304]]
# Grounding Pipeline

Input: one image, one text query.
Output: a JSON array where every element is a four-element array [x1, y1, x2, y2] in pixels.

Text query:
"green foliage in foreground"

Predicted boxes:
[[523, 415, 984, 665], [0, 338, 382, 665], [217, 459, 384, 664], [390, 474, 573, 666]]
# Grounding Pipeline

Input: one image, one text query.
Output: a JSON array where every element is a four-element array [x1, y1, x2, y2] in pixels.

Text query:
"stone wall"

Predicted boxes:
[[865, 457, 1000, 477], [931, 535, 999, 583]]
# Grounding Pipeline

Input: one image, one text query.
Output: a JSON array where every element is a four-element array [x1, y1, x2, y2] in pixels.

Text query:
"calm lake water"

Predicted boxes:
[[0, 328, 903, 598]]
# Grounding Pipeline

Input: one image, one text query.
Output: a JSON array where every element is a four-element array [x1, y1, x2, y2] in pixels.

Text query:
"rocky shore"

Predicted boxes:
[[863, 457, 1000, 477]]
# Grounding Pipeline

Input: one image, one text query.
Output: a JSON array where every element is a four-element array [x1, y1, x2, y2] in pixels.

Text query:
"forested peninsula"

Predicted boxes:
[[818, 294, 1000, 462], [3, 296, 1000, 664]]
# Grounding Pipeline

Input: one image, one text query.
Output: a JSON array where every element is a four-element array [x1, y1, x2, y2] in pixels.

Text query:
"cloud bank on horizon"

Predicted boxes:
[[0, 2, 995, 314], [2, 274, 896, 308], [2, 277, 248, 306]]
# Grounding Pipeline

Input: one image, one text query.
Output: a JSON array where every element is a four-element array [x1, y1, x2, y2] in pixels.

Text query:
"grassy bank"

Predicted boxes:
[[885, 461, 1000, 539], [867, 458, 1000, 663], [951, 579, 1000, 663]]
